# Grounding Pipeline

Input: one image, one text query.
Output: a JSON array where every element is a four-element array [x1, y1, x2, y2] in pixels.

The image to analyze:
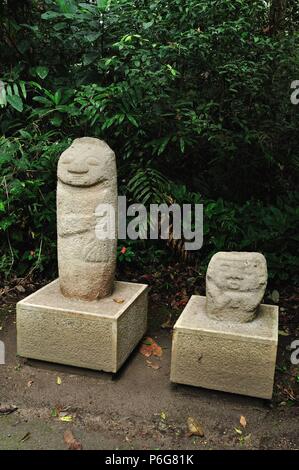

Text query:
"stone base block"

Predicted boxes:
[[170, 296, 278, 399], [17, 279, 148, 373]]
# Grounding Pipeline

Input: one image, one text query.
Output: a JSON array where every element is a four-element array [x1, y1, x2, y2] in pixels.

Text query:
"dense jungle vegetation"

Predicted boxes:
[[0, 0, 298, 285]]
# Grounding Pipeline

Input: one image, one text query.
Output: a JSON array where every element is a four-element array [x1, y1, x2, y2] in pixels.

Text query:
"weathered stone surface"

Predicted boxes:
[[206, 252, 267, 323], [170, 295, 278, 399], [17, 279, 148, 373], [17, 137, 149, 373], [57, 137, 117, 300]]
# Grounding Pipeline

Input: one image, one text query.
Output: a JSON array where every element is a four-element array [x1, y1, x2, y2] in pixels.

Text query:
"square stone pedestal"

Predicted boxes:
[[17, 279, 148, 373], [170, 296, 278, 399]]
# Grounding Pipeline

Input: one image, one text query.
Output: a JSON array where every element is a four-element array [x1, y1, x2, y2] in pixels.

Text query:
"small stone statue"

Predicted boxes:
[[206, 252, 267, 322], [57, 137, 117, 300]]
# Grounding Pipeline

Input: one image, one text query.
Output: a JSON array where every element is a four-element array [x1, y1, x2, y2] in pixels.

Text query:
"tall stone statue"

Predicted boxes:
[[17, 137, 148, 373], [206, 252, 267, 322], [57, 137, 117, 300]]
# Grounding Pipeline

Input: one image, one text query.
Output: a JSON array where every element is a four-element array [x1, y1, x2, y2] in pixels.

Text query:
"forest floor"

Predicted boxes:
[[0, 264, 298, 450]]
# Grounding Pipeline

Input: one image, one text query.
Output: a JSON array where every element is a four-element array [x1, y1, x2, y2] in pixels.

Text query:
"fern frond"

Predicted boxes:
[[127, 166, 170, 205]]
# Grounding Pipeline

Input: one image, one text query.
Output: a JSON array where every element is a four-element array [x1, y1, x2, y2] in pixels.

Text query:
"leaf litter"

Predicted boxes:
[[0, 405, 18, 415], [240, 415, 247, 428], [139, 337, 163, 358], [187, 417, 204, 437], [64, 429, 82, 450]]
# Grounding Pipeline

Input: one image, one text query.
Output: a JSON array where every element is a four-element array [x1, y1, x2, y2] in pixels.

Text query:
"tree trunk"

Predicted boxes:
[[269, 0, 287, 34]]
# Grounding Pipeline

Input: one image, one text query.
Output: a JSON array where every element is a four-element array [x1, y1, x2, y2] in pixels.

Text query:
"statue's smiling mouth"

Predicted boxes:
[[226, 278, 242, 290], [67, 169, 89, 175]]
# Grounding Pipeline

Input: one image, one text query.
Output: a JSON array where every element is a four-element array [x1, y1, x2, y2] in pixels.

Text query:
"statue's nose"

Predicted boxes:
[[228, 275, 243, 280]]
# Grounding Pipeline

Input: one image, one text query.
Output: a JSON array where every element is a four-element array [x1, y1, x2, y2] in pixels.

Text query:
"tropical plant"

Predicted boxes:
[[0, 0, 298, 285]]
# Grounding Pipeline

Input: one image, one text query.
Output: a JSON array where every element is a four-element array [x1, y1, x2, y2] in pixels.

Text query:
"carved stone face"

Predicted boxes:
[[208, 255, 267, 292], [57, 137, 114, 187], [206, 252, 268, 322]]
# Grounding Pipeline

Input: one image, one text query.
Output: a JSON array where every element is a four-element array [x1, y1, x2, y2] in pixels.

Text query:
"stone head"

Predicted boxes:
[[206, 252, 268, 322], [57, 137, 116, 187], [207, 252, 267, 292]]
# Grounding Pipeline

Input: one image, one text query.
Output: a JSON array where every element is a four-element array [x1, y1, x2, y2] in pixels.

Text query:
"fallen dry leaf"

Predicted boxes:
[[20, 432, 31, 443], [152, 341, 162, 357], [0, 405, 18, 415], [283, 387, 296, 401], [161, 316, 173, 329], [139, 342, 152, 357], [240, 415, 247, 428], [113, 298, 124, 304], [59, 415, 73, 422], [16, 285, 26, 293], [64, 429, 82, 450], [234, 427, 243, 435], [146, 360, 161, 370], [187, 417, 204, 437], [139, 337, 163, 358], [51, 404, 72, 418]]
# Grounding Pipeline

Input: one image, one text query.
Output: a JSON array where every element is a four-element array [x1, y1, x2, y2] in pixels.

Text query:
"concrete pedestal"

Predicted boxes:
[[17, 279, 148, 373], [170, 295, 278, 399]]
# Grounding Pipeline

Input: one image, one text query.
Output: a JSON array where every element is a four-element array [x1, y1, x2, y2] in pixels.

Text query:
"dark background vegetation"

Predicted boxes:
[[0, 0, 298, 286]]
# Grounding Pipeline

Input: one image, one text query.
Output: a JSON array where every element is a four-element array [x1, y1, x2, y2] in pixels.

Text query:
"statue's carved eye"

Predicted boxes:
[[87, 157, 100, 166], [61, 157, 73, 164]]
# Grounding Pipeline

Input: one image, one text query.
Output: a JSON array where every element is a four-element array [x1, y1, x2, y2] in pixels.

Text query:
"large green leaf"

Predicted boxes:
[[86, 32, 101, 42], [41, 11, 61, 20], [0, 82, 6, 106], [36, 66, 49, 80], [6, 95, 23, 112]]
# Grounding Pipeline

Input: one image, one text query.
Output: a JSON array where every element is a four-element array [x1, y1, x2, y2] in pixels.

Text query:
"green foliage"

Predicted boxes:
[[117, 243, 135, 263], [127, 166, 170, 205], [0, 131, 71, 277], [170, 185, 299, 283], [0, 0, 299, 285]]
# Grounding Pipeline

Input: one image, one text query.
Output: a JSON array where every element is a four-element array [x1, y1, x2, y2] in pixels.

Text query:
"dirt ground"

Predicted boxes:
[[0, 282, 299, 450]]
